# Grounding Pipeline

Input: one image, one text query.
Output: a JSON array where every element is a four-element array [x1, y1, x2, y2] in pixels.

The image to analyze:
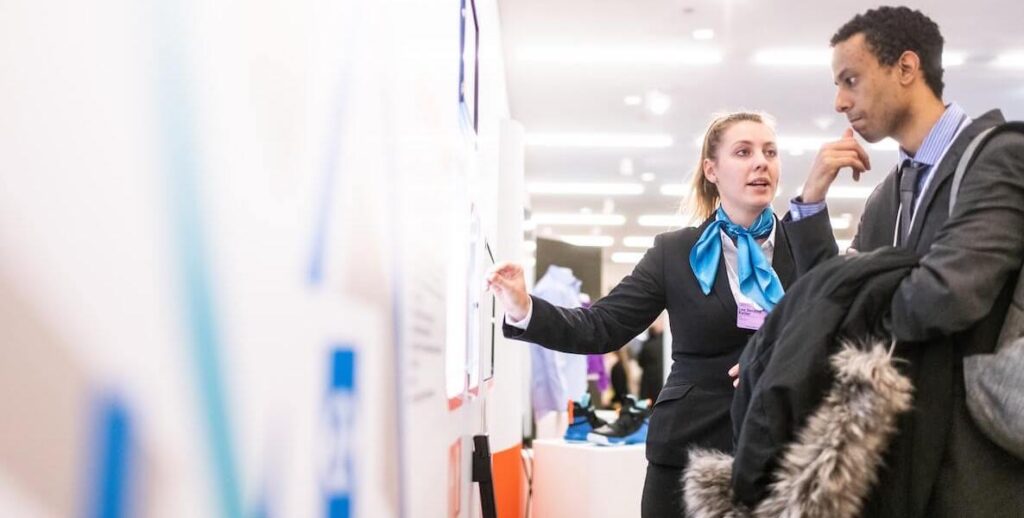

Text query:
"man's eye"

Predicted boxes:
[[846, 76, 857, 87]]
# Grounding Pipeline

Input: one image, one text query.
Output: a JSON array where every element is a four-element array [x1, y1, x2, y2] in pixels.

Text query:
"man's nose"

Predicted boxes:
[[834, 90, 851, 113]]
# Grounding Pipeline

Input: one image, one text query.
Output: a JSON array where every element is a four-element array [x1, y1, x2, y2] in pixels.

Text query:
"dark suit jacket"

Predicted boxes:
[[504, 210, 837, 467], [848, 109, 1024, 518]]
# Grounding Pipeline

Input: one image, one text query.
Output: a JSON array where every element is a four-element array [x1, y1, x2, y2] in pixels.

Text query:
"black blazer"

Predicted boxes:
[[505, 209, 836, 467], [847, 109, 1024, 517]]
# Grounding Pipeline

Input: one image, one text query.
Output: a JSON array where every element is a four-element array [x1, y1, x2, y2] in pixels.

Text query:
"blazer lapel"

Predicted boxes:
[[906, 110, 1006, 248], [712, 252, 738, 318], [773, 217, 797, 289]]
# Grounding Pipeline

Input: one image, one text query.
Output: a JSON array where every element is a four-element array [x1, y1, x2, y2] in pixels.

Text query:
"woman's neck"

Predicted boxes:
[[719, 201, 764, 228]]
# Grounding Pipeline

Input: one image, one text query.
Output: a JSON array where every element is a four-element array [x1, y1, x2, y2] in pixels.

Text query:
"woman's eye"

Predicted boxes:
[[736, 149, 750, 157], [765, 149, 778, 158], [846, 76, 857, 87]]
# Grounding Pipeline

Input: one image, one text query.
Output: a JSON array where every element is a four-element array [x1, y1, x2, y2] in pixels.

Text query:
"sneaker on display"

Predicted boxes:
[[563, 393, 608, 442], [586, 395, 650, 446]]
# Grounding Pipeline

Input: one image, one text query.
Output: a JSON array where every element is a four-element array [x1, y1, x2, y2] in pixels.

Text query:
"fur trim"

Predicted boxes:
[[682, 342, 913, 518]]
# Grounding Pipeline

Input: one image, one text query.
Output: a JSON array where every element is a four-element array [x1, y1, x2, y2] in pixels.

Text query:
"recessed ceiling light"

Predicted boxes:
[[624, 95, 643, 106], [692, 29, 715, 41], [527, 133, 674, 148], [646, 90, 672, 115], [528, 182, 645, 195], [518, 46, 723, 65], [530, 213, 627, 226], [558, 235, 615, 247], [620, 157, 635, 176], [623, 236, 656, 248], [612, 252, 645, 264]]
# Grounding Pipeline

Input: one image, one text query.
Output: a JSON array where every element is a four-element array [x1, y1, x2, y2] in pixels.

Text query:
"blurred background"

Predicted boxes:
[[0, 0, 1021, 517]]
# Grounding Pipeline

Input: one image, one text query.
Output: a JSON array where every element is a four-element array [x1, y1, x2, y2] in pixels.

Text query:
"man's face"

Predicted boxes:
[[831, 33, 906, 143]]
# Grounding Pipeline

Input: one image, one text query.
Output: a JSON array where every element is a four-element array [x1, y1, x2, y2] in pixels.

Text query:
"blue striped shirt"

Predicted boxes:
[[790, 102, 971, 220]]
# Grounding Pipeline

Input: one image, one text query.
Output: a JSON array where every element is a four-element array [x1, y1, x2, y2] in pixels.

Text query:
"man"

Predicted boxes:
[[789, 6, 1024, 517]]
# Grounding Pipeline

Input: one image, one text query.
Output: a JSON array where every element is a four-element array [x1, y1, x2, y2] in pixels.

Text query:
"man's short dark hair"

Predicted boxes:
[[831, 6, 945, 99]]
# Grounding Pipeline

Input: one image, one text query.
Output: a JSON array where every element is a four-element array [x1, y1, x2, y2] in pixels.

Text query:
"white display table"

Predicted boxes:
[[531, 438, 647, 518]]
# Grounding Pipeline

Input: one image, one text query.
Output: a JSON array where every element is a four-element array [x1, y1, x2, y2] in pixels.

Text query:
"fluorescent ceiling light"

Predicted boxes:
[[993, 51, 1024, 68], [638, 214, 694, 228], [830, 215, 852, 230], [660, 184, 688, 196], [623, 236, 656, 248], [943, 51, 967, 67], [527, 133, 674, 148], [753, 48, 831, 66], [612, 252, 645, 264], [624, 95, 643, 106], [640, 172, 656, 182], [557, 235, 615, 247], [517, 46, 723, 65], [528, 182, 644, 195], [693, 29, 715, 41], [530, 213, 626, 226]]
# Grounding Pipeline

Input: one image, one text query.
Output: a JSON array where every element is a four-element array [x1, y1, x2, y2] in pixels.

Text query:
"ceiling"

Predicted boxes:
[[498, 0, 1024, 291]]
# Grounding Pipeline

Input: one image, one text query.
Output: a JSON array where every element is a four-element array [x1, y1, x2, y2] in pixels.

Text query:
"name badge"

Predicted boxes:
[[737, 302, 767, 331]]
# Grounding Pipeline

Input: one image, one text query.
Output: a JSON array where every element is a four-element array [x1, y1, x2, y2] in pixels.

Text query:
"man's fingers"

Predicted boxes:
[[843, 127, 854, 139]]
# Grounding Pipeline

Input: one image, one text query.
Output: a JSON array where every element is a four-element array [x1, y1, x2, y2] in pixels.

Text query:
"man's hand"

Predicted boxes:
[[801, 128, 872, 203], [485, 261, 531, 322]]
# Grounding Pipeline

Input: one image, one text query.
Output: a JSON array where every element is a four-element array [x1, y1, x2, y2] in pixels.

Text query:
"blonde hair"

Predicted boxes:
[[683, 111, 777, 221]]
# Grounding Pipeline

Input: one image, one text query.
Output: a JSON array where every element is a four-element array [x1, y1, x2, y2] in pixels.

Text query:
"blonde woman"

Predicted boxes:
[[487, 112, 837, 515]]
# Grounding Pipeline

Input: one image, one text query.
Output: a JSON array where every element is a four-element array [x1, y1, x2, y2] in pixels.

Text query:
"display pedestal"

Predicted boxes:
[[531, 438, 646, 518]]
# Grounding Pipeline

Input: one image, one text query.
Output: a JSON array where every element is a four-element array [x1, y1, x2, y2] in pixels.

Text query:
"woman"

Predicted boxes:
[[486, 112, 837, 516]]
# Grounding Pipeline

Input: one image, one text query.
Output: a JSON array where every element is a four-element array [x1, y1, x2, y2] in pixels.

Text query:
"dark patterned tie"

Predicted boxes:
[[898, 159, 923, 246]]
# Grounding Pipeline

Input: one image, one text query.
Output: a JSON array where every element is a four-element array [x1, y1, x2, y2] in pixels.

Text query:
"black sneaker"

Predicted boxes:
[[586, 395, 650, 446], [564, 393, 607, 442]]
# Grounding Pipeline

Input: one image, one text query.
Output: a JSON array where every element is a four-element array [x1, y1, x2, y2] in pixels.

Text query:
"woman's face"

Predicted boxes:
[[703, 121, 780, 220]]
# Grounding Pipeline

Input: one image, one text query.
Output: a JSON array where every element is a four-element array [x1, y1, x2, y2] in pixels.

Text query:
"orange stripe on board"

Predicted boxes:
[[492, 443, 524, 518]]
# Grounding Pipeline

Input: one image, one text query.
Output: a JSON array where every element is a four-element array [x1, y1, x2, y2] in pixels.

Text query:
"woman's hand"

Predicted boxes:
[[485, 261, 531, 322]]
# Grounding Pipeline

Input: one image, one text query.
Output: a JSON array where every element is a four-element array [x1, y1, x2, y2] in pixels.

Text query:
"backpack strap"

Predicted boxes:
[[950, 122, 1024, 215]]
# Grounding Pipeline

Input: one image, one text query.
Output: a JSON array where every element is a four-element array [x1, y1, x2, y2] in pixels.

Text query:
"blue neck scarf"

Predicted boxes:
[[689, 207, 784, 311]]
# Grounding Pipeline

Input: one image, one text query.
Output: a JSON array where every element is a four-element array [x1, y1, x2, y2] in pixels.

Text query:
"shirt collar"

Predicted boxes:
[[897, 102, 969, 167]]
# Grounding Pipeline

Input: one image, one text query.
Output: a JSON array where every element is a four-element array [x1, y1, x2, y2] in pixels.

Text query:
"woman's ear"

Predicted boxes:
[[703, 158, 717, 184]]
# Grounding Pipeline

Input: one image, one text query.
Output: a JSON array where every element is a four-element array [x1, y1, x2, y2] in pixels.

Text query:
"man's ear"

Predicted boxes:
[[897, 50, 921, 86]]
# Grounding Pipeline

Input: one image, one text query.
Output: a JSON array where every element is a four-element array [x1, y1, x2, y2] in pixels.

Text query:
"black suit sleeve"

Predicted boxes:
[[503, 234, 667, 355], [891, 132, 1024, 341], [781, 206, 839, 274]]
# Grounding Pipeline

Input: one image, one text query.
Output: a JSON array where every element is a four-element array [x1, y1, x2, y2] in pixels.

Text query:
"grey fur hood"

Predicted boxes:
[[682, 342, 913, 518]]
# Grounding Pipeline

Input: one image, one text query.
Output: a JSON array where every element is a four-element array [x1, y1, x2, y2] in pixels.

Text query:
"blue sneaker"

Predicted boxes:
[[564, 394, 607, 442], [586, 395, 650, 446]]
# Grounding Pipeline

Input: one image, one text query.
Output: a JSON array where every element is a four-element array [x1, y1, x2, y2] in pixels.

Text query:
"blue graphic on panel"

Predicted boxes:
[[323, 347, 357, 518], [87, 397, 133, 518]]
